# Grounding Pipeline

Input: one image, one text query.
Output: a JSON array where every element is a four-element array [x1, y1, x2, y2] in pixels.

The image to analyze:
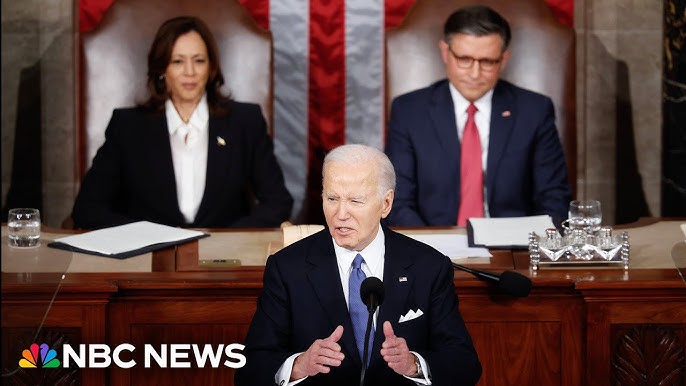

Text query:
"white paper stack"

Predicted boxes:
[[467, 215, 556, 249], [48, 221, 208, 259]]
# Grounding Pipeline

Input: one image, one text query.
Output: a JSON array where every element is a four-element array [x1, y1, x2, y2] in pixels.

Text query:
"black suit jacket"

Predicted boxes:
[[386, 79, 572, 228], [72, 101, 293, 229], [235, 225, 482, 386]]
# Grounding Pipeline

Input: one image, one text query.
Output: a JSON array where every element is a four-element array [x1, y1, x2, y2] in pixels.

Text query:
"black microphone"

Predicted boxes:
[[359, 277, 384, 386], [361, 276, 385, 312], [452, 263, 532, 298]]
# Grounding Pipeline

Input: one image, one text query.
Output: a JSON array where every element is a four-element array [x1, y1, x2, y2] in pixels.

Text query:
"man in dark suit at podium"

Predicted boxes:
[[385, 5, 572, 228], [235, 144, 481, 385]]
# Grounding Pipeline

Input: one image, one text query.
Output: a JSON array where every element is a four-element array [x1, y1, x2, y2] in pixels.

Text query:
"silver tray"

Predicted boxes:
[[528, 230, 629, 270]]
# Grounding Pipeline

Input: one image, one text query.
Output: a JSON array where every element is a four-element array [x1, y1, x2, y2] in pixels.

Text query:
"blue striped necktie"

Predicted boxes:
[[349, 253, 372, 362]]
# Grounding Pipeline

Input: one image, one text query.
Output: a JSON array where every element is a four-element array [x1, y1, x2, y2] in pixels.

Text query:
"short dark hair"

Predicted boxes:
[[142, 16, 232, 116], [443, 5, 511, 51]]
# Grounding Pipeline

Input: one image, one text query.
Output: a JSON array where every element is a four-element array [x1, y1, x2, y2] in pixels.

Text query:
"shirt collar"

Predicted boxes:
[[448, 82, 494, 117], [333, 225, 385, 277], [165, 93, 209, 135]]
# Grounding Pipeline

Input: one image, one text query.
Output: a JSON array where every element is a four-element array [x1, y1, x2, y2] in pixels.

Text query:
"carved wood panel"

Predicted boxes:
[[2, 328, 80, 385], [611, 324, 685, 386], [1, 301, 109, 385]]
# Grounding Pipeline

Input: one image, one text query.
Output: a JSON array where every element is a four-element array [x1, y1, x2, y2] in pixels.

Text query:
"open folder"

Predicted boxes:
[[48, 221, 209, 259], [467, 215, 556, 249]]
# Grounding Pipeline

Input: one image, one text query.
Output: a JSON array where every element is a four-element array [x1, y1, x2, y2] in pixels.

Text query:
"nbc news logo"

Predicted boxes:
[[19, 343, 61, 368], [17, 342, 245, 369]]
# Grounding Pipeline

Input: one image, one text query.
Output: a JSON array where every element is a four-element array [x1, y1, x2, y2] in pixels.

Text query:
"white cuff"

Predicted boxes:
[[403, 351, 432, 385], [275, 352, 308, 386]]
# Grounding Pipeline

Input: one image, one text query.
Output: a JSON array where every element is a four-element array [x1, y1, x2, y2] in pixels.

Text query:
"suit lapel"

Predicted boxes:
[[143, 112, 185, 221], [305, 232, 360, 363], [429, 81, 460, 173], [195, 116, 233, 222], [487, 81, 516, 205], [373, 227, 413, 362]]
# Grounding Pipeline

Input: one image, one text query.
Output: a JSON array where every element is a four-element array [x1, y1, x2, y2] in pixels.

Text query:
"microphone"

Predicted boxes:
[[359, 277, 384, 386], [452, 263, 532, 298], [361, 276, 385, 312]]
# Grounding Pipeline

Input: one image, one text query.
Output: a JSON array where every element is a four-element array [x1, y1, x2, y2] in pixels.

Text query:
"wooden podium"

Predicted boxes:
[[2, 221, 685, 386]]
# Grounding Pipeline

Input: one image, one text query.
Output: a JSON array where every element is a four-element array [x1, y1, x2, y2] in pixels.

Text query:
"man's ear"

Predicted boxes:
[[380, 190, 394, 219], [438, 39, 449, 65], [499, 49, 511, 71]]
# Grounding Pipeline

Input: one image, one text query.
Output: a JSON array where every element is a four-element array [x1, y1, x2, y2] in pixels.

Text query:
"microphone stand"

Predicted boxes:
[[452, 262, 532, 298], [452, 262, 500, 281], [360, 311, 373, 386], [358, 277, 384, 386]]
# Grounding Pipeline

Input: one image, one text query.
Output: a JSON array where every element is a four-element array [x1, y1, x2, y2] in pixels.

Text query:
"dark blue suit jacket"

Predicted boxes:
[[385, 79, 571, 227], [72, 101, 293, 229], [235, 226, 481, 386]]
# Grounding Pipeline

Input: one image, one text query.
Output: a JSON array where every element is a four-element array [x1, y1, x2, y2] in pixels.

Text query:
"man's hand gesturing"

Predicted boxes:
[[291, 325, 345, 380], [380, 321, 417, 376]]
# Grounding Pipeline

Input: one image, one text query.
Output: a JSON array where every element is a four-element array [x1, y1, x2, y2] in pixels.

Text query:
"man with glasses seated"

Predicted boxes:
[[385, 5, 571, 228]]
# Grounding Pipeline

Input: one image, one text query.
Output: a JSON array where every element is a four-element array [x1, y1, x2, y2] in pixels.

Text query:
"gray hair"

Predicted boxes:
[[323, 144, 396, 198]]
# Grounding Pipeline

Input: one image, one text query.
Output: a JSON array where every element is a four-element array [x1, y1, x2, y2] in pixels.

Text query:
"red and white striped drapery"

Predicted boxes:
[[79, 0, 573, 222]]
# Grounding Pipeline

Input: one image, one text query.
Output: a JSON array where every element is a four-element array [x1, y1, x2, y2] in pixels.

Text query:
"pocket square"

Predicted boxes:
[[399, 309, 424, 323]]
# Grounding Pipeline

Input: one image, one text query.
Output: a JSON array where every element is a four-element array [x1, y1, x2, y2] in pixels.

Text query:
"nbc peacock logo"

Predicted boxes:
[[19, 343, 61, 368]]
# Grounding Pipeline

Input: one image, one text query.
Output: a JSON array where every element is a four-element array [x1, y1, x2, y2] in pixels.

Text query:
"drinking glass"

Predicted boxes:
[[7, 208, 41, 248], [568, 200, 602, 234]]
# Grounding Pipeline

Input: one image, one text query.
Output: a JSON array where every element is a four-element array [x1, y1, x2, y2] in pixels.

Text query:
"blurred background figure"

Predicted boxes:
[[385, 5, 572, 228]]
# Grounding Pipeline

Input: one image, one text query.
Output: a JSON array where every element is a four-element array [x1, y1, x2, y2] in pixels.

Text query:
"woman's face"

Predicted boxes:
[[164, 30, 210, 106]]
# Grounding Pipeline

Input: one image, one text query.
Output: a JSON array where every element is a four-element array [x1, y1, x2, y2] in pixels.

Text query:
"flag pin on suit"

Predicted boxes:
[[502, 111, 511, 117]]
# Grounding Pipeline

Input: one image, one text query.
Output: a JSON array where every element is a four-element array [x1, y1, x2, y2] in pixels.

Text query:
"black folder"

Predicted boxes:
[[47, 221, 210, 260]]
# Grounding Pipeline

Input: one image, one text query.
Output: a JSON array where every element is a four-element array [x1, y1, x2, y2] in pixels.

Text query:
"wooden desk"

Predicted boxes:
[[2, 222, 685, 386]]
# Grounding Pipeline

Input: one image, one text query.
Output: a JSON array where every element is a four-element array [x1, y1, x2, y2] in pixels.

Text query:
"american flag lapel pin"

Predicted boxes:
[[217, 136, 226, 146], [399, 276, 408, 282], [502, 110, 511, 117]]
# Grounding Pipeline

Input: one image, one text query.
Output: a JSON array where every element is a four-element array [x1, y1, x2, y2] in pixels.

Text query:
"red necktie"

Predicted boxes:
[[457, 103, 484, 226]]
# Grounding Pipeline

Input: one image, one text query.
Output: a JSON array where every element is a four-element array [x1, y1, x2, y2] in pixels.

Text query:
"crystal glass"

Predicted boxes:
[[7, 208, 41, 248], [568, 200, 602, 234]]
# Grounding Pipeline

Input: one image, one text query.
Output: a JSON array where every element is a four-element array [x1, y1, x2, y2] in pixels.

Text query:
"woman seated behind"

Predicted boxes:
[[72, 16, 293, 229]]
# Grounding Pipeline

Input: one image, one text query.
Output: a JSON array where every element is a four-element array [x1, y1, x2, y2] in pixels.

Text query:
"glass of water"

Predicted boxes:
[[7, 208, 41, 248], [568, 200, 602, 234]]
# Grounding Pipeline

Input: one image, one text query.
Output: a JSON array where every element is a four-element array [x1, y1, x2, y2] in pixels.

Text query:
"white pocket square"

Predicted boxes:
[[398, 309, 424, 323]]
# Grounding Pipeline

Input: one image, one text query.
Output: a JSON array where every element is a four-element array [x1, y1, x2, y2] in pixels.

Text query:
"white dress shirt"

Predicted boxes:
[[276, 226, 431, 385], [449, 83, 494, 217], [165, 94, 209, 224]]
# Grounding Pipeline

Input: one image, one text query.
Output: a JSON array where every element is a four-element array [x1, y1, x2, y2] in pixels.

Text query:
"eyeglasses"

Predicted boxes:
[[447, 46, 502, 71]]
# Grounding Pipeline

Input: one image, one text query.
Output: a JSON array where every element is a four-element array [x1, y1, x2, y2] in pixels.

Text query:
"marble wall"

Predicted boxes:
[[1, 0, 76, 227], [0, 0, 670, 227], [662, 0, 686, 216], [576, 0, 663, 224]]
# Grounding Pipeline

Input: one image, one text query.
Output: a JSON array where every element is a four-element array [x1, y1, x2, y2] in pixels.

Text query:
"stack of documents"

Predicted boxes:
[[48, 221, 208, 259], [404, 234, 491, 258], [467, 215, 556, 249]]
